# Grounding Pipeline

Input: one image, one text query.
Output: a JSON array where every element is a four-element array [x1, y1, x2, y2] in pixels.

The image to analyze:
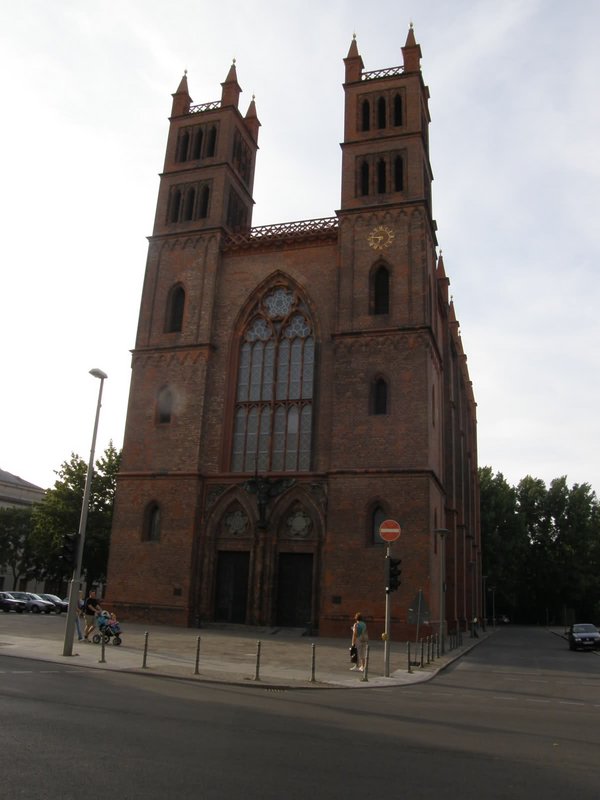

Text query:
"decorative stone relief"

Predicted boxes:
[[283, 509, 313, 539], [219, 508, 249, 538]]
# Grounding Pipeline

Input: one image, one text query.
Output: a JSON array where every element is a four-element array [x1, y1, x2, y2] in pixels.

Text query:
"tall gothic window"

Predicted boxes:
[[165, 284, 185, 332], [372, 265, 390, 315], [372, 505, 387, 545], [232, 286, 315, 473]]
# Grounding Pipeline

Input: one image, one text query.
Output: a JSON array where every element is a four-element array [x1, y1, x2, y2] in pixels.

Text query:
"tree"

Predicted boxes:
[[479, 467, 528, 621], [0, 506, 35, 587], [480, 467, 600, 625], [30, 442, 121, 588]]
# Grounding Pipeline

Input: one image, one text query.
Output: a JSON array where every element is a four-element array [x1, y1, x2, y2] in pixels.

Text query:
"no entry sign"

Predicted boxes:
[[379, 519, 401, 543]]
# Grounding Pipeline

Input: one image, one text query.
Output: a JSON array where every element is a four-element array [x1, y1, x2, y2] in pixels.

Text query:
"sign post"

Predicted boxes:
[[379, 519, 401, 677]]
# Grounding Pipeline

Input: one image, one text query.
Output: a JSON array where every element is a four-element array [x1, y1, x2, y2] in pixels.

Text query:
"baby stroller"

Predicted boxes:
[[92, 611, 123, 646]]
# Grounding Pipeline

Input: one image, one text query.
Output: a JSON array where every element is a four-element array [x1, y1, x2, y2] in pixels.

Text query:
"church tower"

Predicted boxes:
[[107, 28, 480, 640]]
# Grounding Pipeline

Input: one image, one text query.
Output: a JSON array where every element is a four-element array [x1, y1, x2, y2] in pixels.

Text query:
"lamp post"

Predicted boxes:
[[434, 528, 449, 654], [62, 368, 107, 657], [489, 585, 496, 631]]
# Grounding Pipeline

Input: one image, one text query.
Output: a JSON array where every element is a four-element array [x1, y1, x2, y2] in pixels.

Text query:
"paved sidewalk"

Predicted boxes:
[[0, 616, 490, 689]]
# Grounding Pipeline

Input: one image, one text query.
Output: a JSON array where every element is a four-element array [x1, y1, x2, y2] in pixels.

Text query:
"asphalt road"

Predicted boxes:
[[1, 625, 599, 799]]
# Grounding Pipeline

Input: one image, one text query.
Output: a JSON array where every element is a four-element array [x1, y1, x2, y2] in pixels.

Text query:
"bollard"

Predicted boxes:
[[420, 638, 424, 668], [99, 634, 106, 664], [407, 641, 412, 673], [194, 636, 201, 675], [253, 640, 261, 681], [310, 643, 316, 683], [361, 644, 370, 682], [426, 636, 431, 664], [142, 631, 149, 669]]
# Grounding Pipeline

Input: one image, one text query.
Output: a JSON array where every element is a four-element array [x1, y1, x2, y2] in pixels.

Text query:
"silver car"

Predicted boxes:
[[9, 591, 55, 614]]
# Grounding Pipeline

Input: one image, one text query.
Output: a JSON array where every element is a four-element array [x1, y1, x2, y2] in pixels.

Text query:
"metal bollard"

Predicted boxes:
[[361, 644, 370, 682], [194, 636, 201, 675], [142, 631, 149, 669], [99, 635, 106, 664], [310, 643, 316, 683], [253, 640, 261, 681], [407, 641, 412, 673]]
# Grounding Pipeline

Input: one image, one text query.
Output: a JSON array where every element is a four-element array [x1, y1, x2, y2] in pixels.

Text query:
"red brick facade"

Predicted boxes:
[[106, 27, 481, 639]]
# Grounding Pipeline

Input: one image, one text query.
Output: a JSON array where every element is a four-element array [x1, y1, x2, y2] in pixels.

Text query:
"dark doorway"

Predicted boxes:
[[276, 553, 313, 627], [215, 551, 249, 623]]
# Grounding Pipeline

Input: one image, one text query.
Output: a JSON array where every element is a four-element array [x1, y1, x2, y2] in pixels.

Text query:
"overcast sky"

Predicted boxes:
[[1, 0, 598, 496]]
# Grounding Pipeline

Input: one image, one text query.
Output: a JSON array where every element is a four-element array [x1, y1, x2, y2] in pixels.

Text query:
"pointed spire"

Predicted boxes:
[[244, 94, 261, 142], [436, 250, 447, 279], [171, 70, 192, 117], [344, 33, 364, 83], [221, 58, 242, 108], [402, 23, 422, 72]]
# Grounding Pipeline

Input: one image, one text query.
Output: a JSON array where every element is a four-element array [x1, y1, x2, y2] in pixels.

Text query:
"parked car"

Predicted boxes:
[[0, 591, 27, 613], [568, 623, 600, 651], [39, 594, 69, 613], [9, 591, 55, 614]]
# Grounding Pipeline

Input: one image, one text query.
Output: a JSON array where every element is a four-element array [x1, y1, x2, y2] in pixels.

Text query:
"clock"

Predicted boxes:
[[367, 224, 395, 250]]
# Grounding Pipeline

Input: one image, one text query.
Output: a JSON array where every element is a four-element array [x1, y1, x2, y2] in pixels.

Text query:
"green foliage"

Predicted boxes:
[[480, 467, 600, 624], [29, 442, 121, 587], [0, 506, 35, 585]]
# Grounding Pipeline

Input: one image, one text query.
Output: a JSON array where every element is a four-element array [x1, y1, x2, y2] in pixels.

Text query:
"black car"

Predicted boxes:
[[0, 591, 27, 613], [39, 594, 69, 613], [568, 623, 600, 651]]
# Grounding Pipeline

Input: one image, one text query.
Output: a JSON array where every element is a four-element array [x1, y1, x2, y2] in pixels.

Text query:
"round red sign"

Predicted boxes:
[[379, 519, 401, 543]]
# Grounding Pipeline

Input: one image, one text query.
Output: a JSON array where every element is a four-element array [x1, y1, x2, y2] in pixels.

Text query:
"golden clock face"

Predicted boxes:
[[367, 224, 395, 250]]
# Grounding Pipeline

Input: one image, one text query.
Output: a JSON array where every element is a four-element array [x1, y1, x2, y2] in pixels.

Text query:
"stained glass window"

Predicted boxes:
[[232, 286, 314, 473]]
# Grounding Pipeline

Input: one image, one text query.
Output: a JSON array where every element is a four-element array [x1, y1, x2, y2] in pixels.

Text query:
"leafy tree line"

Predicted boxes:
[[480, 467, 600, 625], [0, 443, 121, 593]]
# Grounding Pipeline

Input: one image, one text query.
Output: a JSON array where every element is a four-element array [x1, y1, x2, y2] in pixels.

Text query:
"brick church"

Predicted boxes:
[[106, 26, 481, 639]]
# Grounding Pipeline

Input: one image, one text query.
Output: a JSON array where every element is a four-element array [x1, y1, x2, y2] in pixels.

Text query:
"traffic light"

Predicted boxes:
[[386, 556, 402, 593], [59, 533, 79, 571]]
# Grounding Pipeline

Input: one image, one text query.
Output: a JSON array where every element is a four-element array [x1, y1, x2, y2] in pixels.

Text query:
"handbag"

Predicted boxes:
[[349, 645, 358, 663]]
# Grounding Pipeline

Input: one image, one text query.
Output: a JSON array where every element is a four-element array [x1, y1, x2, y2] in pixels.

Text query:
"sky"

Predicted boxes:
[[1, 0, 599, 496]]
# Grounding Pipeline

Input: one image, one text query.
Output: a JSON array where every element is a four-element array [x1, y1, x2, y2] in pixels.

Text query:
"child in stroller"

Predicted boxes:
[[92, 611, 123, 646]]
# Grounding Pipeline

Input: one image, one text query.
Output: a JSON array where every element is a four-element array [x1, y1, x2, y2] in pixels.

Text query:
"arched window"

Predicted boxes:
[[192, 128, 203, 159], [143, 503, 161, 542], [176, 130, 189, 163], [361, 99, 371, 131], [394, 156, 404, 192], [232, 286, 315, 473], [372, 266, 390, 315], [206, 126, 217, 157], [165, 285, 185, 332], [183, 187, 196, 221], [393, 94, 403, 126], [372, 505, 387, 545], [199, 185, 210, 218], [360, 161, 369, 196], [157, 386, 173, 424], [377, 159, 386, 193], [377, 97, 387, 129], [371, 378, 388, 415], [169, 189, 182, 223]]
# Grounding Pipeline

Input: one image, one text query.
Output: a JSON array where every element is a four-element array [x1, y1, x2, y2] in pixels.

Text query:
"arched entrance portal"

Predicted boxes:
[[276, 552, 313, 627]]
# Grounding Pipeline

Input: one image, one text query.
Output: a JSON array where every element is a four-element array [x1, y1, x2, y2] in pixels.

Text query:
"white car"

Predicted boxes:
[[9, 591, 55, 614]]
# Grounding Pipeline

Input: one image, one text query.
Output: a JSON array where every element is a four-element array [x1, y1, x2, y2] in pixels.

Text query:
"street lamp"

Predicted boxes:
[[434, 528, 449, 654], [482, 574, 488, 631], [489, 585, 496, 631], [62, 368, 108, 657]]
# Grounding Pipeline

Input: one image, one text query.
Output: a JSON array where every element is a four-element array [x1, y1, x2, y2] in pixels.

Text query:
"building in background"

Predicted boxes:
[[0, 469, 44, 510], [107, 27, 480, 638], [0, 469, 45, 591]]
